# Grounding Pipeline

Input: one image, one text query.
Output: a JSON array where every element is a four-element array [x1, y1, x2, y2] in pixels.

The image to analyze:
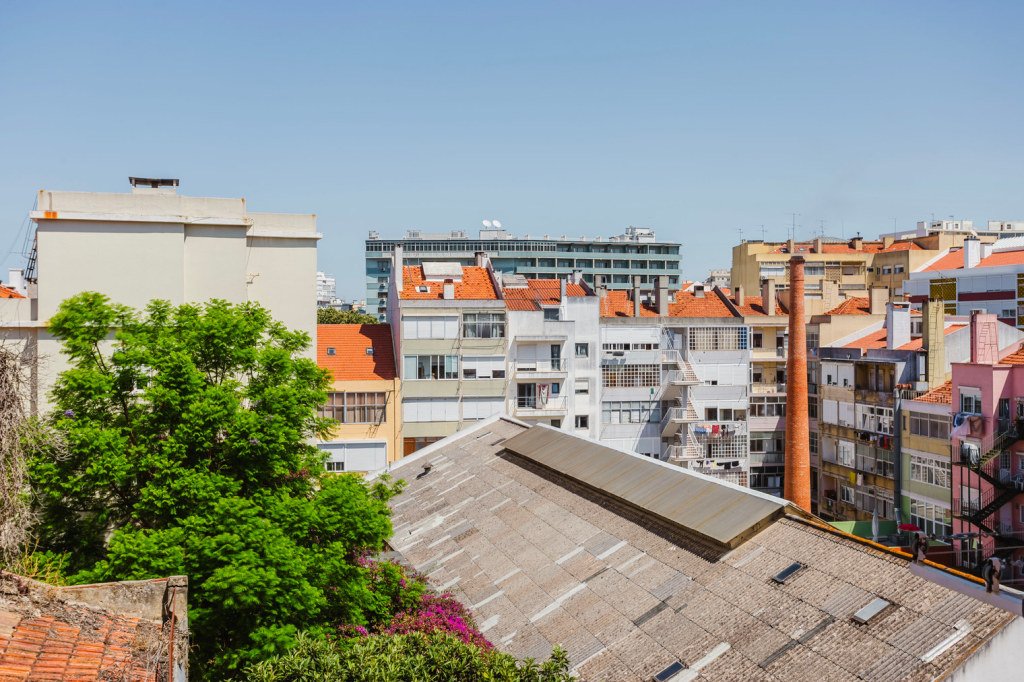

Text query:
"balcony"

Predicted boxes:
[[511, 359, 567, 379], [509, 395, 567, 418], [660, 401, 699, 437], [752, 346, 786, 360], [751, 382, 786, 395]]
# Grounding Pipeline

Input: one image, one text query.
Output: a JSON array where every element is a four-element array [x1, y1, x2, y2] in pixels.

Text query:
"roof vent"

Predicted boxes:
[[416, 286, 430, 293], [366, 347, 374, 355], [851, 597, 890, 624], [326, 347, 336, 356], [771, 562, 804, 584], [653, 661, 685, 682], [129, 177, 178, 189]]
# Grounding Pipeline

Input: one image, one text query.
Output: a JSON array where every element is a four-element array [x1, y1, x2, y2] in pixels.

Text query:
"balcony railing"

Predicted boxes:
[[511, 395, 568, 412], [512, 359, 567, 373], [751, 382, 786, 395]]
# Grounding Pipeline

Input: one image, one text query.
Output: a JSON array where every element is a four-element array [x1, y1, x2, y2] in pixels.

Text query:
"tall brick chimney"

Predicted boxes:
[[784, 256, 811, 512]]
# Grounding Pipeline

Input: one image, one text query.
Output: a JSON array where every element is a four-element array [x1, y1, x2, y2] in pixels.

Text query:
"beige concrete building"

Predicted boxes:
[[386, 250, 510, 454], [0, 178, 320, 411], [731, 233, 983, 303], [317, 324, 401, 472]]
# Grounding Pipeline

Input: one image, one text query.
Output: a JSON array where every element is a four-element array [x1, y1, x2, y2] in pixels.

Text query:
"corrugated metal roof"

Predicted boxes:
[[500, 426, 789, 548]]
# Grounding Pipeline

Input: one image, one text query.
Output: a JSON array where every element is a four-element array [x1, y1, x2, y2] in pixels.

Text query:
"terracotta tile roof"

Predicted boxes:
[[389, 419, 1016, 681], [826, 297, 871, 315], [843, 323, 967, 350], [880, 241, 923, 252], [317, 324, 396, 381], [999, 347, 1024, 366], [915, 380, 953, 405], [732, 294, 783, 316], [923, 247, 1024, 272], [400, 265, 498, 300], [502, 280, 589, 311], [769, 241, 886, 255], [599, 289, 735, 318], [0, 285, 25, 299], [0, 574, 178, 682]]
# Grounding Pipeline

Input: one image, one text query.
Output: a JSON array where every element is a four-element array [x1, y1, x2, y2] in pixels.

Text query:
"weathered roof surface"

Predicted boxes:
[[0, 574, 182, 682], [923, 247, 1024, 272], [599, 289, 736, 318], [317, 323, 396, 381], [388, 420, 1017, 681], [842, 323, 966, 351], [0, 285, 24, 299], [500, 426, 787, 548], [915, 380, 953, 405], [826, 297, 871, 315]]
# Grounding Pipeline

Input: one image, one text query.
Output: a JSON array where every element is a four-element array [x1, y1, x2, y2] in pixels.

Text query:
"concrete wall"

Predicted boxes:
[[946, 615, 1024, 681]]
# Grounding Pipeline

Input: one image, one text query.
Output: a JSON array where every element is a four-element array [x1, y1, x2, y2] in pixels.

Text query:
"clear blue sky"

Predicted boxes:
[[2, 1, 1023, 298]]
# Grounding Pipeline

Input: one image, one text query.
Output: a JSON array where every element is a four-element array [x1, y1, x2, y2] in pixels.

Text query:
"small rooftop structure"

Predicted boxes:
[[128, 177, 179, 189], [399, 265, 499, 301], [0, 573, 187, 681], [387, 418, 1022, 680]]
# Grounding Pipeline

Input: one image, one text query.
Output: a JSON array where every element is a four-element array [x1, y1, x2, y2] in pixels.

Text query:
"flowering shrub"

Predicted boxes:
[[359, 557, 428, 627], [382, 592, 491, 649]]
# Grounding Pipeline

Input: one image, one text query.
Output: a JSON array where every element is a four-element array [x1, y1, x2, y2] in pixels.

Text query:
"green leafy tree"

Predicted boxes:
[[316, 308, 379, 325], [246, 631, 577, 682], [29, 293, 403, 679]]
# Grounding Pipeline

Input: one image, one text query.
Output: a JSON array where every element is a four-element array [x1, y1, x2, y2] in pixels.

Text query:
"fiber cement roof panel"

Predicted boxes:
[[501, 426, 787, 547]]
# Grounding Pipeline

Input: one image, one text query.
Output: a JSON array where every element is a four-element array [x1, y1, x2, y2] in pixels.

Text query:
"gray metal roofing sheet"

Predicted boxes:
[[501, 425, 788, 548]]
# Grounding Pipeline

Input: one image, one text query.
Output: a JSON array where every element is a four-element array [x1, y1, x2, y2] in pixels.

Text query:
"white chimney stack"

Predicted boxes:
[[964, 238, 981, 269], [6, 268, 26, 296]]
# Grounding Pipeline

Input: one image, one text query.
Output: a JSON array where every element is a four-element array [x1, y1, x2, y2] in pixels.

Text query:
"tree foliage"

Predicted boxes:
[[29, 293, 403, 679], [246, 631, 577, 682], [316, 308, 379, 325]]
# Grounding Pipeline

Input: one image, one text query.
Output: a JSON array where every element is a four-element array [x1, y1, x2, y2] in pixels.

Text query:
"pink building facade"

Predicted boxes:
[[951, 312, 1024, 581]]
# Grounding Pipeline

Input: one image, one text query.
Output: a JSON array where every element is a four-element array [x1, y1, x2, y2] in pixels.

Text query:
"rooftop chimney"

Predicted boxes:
[[869, 286, 888, 315], [735, 285, 745, 307], [853, 237, 864, 251], [923, 300, 946, 387], [656, 275, 669, 315], [633, 276, 642, 317], [813, 238, 823, 254], [787, 238, 795, 254], [761, 279, 776, 312], [693, 284, 705, 298], [970, 310, 999, 365], [559, 278, 567, 301], [886, 302, 911, 349], [964, 237, 981, 269], [443, 281, 455, 300], [784, 256, 810, 512], [393, 245, 404, 294], [474, 251, 489, 268], [981, 241, 994, 260], [883, 236, 895, 249], [6, 268, 26, 296], [594, 274, 607, 299]]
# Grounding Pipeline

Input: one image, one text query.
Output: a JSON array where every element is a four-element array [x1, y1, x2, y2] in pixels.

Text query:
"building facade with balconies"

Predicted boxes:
[[502, 274, 601, 437], [949, 322, 1024, 583]]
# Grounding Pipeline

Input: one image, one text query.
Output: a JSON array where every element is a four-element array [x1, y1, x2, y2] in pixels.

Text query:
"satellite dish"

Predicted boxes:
[[482, 220, 492, 228], [493, 220, 502, 228]]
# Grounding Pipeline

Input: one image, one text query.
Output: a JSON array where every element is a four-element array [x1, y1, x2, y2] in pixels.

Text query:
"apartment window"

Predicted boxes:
[[575, 343, 589, 358], [575, 415, 589, 429], [319, 392, 386, 424], [749, 395, 786, 417], [461, 355, 505, 379], [960, 388, 982, 415], [909, 499, 951, 539], [856, 404, 894, 435], [840, 485, 854, 504], [837, 440, 855, 467], [601, 364, 660, 388], [895, 265, 905, 273], [543, 308, 560, 320], [403, 398, 459, 422], [809, 432, 818, 454], [808, 400, 818, 419], [805, 264, 825, 277], [601, 401, 661, 424], [909, 455, 951, 488], [404, 354, 459, 380], [403, 436, 442, 456], [908, 412, 950, 440], [752, 332, 763, 349], [325, 460, 345, 472], [462, 312, 506, 339], [574, 380, 589, 394], [404, 316, 458, 339], [689, 327, 749, 351]]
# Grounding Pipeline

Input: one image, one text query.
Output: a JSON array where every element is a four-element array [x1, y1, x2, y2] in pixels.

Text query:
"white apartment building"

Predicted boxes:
[[597, 279, 758, 487], [502, 273, 601, 438], [316, 271, 337, 307], [0, 177, 320, 411]]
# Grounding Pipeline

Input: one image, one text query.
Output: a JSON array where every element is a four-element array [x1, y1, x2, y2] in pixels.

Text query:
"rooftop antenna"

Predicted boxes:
[[789, 213, 800, 241], [818, 219, 826, 238], [761, 224, 766, 241]]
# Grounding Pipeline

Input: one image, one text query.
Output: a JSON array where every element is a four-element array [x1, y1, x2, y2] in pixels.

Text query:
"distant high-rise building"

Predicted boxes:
[[365, 226, 681, 319], [316, 271, 337, 307]]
